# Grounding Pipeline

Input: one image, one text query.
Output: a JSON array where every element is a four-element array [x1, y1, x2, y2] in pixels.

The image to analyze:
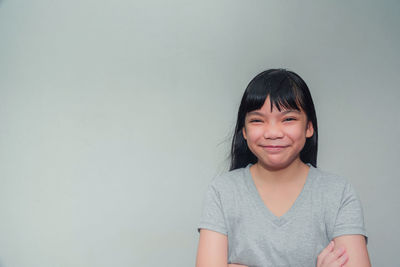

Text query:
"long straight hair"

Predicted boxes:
[[229, 69, 318, 171]]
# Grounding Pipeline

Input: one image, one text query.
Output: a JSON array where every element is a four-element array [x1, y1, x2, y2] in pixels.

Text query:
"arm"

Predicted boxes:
[[329, 180, 370, 266], [333, 235, 371, 267], [196, 229, 228, 267], [196, 229, 248, 267]]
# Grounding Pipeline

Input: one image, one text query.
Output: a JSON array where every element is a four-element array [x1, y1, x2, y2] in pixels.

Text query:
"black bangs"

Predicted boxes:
[[242, 69, 304, 114]]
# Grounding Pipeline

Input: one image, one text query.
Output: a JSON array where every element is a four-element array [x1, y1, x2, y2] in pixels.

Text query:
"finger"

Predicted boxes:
[[336, 252, 348, 266], [324, 246, 346, 264], [317, 241, 334, 264]]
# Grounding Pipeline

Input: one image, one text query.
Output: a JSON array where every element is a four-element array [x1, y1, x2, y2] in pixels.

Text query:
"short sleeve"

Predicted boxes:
[[332, 181, 368, 243], [197, 183, 228, 236]]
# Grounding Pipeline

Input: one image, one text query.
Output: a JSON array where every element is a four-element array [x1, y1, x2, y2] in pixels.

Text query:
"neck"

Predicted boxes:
[[251, 158, 309, 185]]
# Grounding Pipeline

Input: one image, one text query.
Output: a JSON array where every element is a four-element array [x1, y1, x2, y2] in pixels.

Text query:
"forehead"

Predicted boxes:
[[247, 97, 304, 116]]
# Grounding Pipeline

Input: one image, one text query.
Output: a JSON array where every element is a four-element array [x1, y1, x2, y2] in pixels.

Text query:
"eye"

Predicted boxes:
[[249, 119, 263, 123], [283, 117, 297, 122]]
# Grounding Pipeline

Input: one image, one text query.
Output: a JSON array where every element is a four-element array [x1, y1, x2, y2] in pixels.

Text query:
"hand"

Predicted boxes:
[[317, 241, 348, 267], [228, 264, 248, 267]]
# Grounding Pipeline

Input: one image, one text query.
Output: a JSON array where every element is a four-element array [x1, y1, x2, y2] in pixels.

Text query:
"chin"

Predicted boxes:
[[259, 156, 301, 171], [259, 161, 291, 171]]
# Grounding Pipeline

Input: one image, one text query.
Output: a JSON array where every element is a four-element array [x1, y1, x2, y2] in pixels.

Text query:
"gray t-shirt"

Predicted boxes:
[[197, 164, 367, 267]]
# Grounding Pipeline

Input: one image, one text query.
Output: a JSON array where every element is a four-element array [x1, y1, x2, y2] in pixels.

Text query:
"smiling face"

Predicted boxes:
[[242, 96, 314, 171]]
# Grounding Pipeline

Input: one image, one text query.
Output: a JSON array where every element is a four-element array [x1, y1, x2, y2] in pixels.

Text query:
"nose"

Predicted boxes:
[[263, 123, 284, 139]]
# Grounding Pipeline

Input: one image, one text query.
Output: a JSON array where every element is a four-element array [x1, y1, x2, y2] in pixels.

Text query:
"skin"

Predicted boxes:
[[242, 97, 314, 174], [331, 235, 370, 267], [317, 241, 348, 267], [196, 97, 371, 267]]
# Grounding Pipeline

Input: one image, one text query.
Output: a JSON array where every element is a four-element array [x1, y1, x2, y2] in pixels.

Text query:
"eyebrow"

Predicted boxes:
[[247, 109, 301, 116]]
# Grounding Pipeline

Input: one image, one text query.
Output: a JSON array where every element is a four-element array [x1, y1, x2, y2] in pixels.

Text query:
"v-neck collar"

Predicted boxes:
[[243, 163, 315, 227]]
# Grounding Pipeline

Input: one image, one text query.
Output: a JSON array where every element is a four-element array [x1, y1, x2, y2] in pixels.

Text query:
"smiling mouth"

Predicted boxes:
[[260, 145, 288, 152]]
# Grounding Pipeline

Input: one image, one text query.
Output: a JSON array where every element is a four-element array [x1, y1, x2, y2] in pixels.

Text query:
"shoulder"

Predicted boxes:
[[310, 166, 364, 215], [310, 166, 350, 195], [311, 168, 368, 242], [207, 166, 248, 194], [308, 166, 361, 208]]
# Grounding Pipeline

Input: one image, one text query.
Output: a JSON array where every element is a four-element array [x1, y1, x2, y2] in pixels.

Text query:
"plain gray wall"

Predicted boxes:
[[0, 0, 399, 266]]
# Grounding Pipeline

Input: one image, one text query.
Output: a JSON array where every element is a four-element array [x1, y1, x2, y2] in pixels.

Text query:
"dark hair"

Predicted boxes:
[[229, 69, 318, 170]]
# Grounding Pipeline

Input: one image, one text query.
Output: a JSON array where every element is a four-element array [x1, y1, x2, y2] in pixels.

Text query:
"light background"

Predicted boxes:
[[0, 0, 399, 266]]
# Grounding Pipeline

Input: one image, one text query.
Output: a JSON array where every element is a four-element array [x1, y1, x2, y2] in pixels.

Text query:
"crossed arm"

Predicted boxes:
[[196, 229, 228, 267], [196, 229, 371, 267], [331, 234, 371, 266]]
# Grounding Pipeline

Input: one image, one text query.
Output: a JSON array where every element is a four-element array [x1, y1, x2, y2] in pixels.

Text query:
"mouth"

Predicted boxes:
[[260, 145, 288, 152]]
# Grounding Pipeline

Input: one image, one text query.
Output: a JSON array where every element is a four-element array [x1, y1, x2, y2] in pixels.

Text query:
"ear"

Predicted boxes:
[[242, 127, 247, 140], [306, 121, 314, 138]]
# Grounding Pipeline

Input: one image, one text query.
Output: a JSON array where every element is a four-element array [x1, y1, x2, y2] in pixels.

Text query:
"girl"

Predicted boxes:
[[196, 69, 370, 267]]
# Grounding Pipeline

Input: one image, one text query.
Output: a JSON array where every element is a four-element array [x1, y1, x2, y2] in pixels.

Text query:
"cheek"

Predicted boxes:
[[285, 125, 307, 140], [245, 127, 263, 142]]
